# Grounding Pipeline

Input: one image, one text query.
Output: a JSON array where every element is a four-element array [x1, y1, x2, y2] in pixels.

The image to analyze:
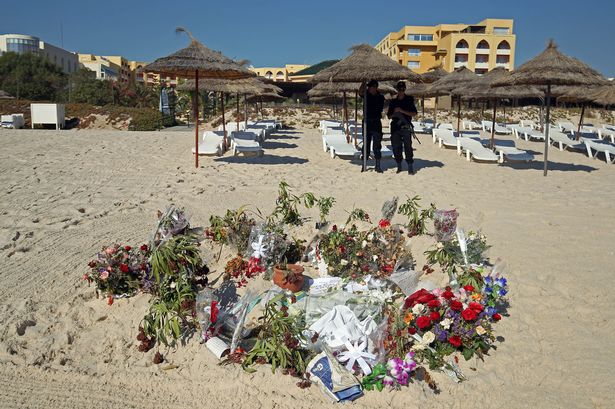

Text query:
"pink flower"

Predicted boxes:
[[104, 247, 116, 255], [100, 271, 109, 280]]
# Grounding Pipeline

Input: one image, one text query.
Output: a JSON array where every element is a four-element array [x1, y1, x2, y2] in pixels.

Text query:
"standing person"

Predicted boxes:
[[387, 81, 418, 174], [364, 80, 385, 173]]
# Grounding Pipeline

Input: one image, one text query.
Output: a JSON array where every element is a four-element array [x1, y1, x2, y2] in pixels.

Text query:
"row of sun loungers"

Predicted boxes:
[[193, 119, 281, 157]]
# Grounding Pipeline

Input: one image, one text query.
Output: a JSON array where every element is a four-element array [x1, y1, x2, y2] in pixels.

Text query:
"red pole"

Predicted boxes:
[[221, 92, 227, 150], [195, 69, 199, 168], [236, 92, 240, 131], [354, 91, 358, 147]]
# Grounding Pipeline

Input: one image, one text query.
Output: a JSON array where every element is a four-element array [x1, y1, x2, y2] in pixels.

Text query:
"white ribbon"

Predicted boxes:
[[251, 234, 268, 259], [337, 339, 375, 375], [456, 228, 469, 266]]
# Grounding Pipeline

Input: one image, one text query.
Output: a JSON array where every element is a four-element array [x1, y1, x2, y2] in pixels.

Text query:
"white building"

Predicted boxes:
[[0, 33, 78, 74]]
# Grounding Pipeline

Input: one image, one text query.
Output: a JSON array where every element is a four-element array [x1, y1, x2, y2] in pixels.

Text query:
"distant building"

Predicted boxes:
[[130, 60, 179, 87], [288, 60, 340, 82], [250, 64, 310, 82], [375, 19, 516, 74], [0, 33, 79, 74], [78, 54, 120, 81]]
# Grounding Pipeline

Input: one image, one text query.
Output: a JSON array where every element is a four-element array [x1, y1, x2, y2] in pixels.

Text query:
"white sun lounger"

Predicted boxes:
[[191, 131, 225, 156], [245, 126, 268, 143], [481, 120, 512, 134], [603, 124, 615, 132], [432, 129, 457, 148], [597, 128, 615, 144], [230, 131, 263, 156], [457, 137, 499, 163], [258, 119, 282, 129], [556, 121, 575, 134], [437, 123, 455, 130], [328, 139, 361, 159], [520, 120, 539, 130], [549, 131, 585, 151], [462, 120, 482, 130], [583, 139, 615, 164], [491, 140, 534, 163], [508, 125, 534, 139]]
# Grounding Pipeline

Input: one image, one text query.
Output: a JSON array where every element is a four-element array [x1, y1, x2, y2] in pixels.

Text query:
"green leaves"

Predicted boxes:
[[398, 195, 435, 236]]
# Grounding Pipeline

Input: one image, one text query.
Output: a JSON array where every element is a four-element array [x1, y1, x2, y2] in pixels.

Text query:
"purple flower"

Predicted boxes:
[[485, 306, 497, 317], [495, 277, 507, 287], [484, 286, 493, 294], [498, 288, 508, 297], [383, 376, 395, 387], [484, 276, 493, 285]]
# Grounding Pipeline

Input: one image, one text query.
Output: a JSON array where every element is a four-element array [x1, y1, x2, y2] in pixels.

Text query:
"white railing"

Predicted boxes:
[[496, 49, 511, 55], [475, 48, 490, 54], [454, 61, 468, 68], [475, 62, 490, 69]]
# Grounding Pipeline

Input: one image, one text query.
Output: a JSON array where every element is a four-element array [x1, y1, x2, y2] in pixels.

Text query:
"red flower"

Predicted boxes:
[[429, 311, 440, 321], [119, 263, 129, 273], [378, 219, 391, 229], [469, 302, 484, 313], [462, 308, 478, 321], [331, 225, 338, 232], [427, 299, 441, 308], [107, 296, 114, 306], [124, 245, 132, 251], [88, 260, 97, 268], [463, 285, 475, 292], [404, 289, 437, 309], [408, 327, 417, 335], [449, 335, 462, 347], [338, 245, 346, 253], [450, 300, 463, 311], [210, 301, 219, 323], [416, 316, 431, 329], [140, 244, 148, 251], [442, 290, 454, 299], [492, 313, 502, 321], [382, 264, 393, 274]]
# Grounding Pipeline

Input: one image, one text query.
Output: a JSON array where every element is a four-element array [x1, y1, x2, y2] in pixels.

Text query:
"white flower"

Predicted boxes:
[[421, 331, 435, 345], [367, 233, 374, 241], [372, 255, 378, 261], [412, 304, 425, 315], [440, 318, 452, 329], [170, 282, 176, 289], [361, 240, 367, 249], [340, 259, 348, 266], [436, 242, 444, 249], [411, 343, 426, 351], [476, 325, 486, 335]]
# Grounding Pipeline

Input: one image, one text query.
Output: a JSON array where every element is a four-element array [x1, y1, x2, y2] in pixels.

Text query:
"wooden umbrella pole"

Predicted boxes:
[[457, 96, 462, 136], [343, 91, 350, 142], [544, 84, 552, 177], [490, 99, 497, 149], [421, 97, 425, 121], [434, 97, 438, 127], [236, 93, 240, 131], [195, 69, 199, 168], [354, 91, 358, 147], [221, 92, 227, 150], [244, 94, 248, 128], [577, 103, 586, 140]]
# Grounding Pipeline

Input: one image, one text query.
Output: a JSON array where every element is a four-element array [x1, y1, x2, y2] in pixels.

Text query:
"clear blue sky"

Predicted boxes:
[[4, 0, 614, 76]]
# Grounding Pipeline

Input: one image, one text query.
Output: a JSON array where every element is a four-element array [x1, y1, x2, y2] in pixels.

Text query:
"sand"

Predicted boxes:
[[0, 124, 614, 409]]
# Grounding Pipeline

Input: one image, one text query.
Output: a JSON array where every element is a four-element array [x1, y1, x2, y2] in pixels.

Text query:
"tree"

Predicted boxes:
[[0, 52, 66, 100], [69, 68, 113, 105]]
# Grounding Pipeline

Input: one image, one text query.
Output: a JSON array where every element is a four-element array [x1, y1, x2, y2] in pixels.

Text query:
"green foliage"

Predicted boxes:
[[0, 51, 66, 101], [316, 196, 335, 223], [398, 195, 435, 236], [345, 208, 371, 225], [69, 68, 113, 105], [128, 109, 173, 131], [269, 181, 316, 226], [207, 206, 256, 252], [362, 363, 387, 391], [243, 294, 308, 376]]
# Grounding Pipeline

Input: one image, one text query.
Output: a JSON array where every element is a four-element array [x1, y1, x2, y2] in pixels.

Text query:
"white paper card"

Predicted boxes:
[[205, 336, 230, 360], [309, 277, 342, 295]]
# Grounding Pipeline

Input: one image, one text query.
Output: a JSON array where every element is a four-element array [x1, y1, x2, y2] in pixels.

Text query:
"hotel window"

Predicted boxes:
[[496, 55, 510, 64], [497, 40, 511, 50], [407, 61, 420, 69], [407, 34, 433, 41], [493, 27, 510, 34], [477, 40, 490, 49], [407, 48, 421, 56], [456, 40, 469, 49]]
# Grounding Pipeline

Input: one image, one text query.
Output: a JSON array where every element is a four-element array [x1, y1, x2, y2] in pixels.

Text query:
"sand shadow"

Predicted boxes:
[[348, 157, 444, 173], [263, 141, 298, 149], [266, 133, 301, 140], [504, 160, 599, 172], [214, 155, 309, 165]]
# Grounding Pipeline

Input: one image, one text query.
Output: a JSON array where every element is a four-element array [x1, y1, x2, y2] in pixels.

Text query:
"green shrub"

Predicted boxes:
[[129, 109, 174, 131]]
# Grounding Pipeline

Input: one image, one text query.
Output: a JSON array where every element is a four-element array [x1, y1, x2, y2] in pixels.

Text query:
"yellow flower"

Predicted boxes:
[[471, 293, 483, 301], [404, 312, 414, 324], [476, 325, 486, 335]]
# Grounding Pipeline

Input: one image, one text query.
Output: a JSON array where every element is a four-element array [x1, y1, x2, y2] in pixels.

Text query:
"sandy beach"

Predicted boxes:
[[0, 124, 614, 409]]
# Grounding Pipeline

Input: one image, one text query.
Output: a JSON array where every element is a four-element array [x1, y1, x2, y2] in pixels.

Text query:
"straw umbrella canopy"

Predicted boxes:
[[586, 84, 615, 106], [412, 68, 448, 121], [0, 90, 14, 99], [456, 67, 543, 148], [429, 67, 478, 135], [552, 85, 604, 136], [492, 40, 607, 176], [312, 44, 422, 171], [143, 28, 254, 168]]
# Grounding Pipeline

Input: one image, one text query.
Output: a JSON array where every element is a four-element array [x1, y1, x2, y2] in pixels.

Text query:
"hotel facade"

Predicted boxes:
[[0, 33, 79, 74], [250, 64, 310, 82], [375, 19, 516, 74]]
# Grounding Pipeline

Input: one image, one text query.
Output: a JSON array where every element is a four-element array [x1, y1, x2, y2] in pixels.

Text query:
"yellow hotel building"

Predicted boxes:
[[250, 64, 310, 82], [376, 19, 515, 74]]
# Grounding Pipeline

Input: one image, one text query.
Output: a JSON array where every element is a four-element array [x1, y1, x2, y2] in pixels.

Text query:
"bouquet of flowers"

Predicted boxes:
[[85, 243, 150, 300]]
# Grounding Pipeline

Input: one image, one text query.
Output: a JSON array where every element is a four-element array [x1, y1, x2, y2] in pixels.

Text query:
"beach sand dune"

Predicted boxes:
[[0, 127, 613, 408]]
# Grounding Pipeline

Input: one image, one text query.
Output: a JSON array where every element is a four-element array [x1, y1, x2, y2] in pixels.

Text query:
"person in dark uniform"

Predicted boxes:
[[364, 80, 385, 173], [387, 81, 418, 174]]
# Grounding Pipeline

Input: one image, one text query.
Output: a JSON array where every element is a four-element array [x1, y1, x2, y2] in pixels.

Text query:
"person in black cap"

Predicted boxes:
[[387, 81, 418, 174], [364, 79, 385, 172]]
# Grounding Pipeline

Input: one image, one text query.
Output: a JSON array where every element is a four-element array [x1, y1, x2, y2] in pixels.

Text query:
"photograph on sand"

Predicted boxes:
[[0, 1, 614, 408]]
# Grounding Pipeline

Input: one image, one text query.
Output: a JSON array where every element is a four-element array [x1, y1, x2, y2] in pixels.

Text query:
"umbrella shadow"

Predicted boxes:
[[504, 160, 598, 172], [214, 155, 309, 165], [348, 158, 445, 173], [263, 141, 298, 149], [265, 134, 301, 140]]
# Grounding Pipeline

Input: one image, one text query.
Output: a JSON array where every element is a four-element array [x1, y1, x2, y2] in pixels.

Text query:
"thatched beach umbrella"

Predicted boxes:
[[586, 84, 615, 107], [553, 85, 602, 137], [416, 68, 447, 121], [0, 90, 14, 99], [457, 67, 542, 148], [144, 28, 254, 167], [312, 44, 422, 171], [429, 67, 478, 136], [492, 40, 606, 176]]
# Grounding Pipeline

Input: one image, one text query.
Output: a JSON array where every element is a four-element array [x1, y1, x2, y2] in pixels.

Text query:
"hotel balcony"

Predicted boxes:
[[455, 47, 469, 53], [475, 62, 490, 69], [495, 62, 510, 68], [475, 48, 490, 55], [454, 61, 469, 68]]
